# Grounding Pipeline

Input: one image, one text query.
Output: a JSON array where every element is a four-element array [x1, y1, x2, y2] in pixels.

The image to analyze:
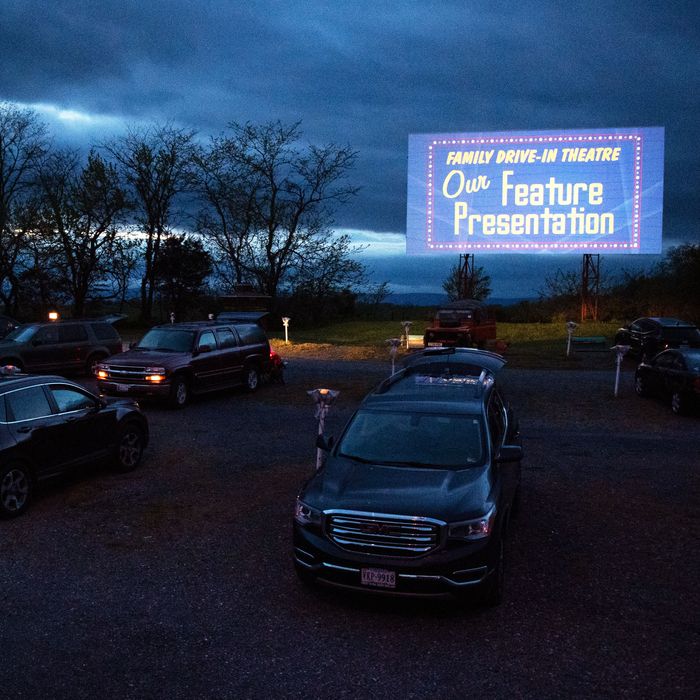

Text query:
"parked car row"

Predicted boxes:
[[294, 347, 523, 606], [0, 316, 285, 518]]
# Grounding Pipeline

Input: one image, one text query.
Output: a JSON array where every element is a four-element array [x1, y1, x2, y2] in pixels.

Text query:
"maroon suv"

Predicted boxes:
[[96, 321, 271, 408]]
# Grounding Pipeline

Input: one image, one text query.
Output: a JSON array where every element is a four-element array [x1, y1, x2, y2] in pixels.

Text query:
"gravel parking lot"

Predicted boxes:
[[1, 357, 698, 699]]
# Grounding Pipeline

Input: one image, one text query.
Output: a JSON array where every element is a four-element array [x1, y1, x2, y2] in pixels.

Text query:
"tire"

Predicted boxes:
[[85, 353, 106, 377], [114, 423, 145, 472], [634, 373, 648, 397], [0, 462, 32, 518], [169, 375, 189, 408], [245, 365, 260, 393], [671, 391, 689, 416]]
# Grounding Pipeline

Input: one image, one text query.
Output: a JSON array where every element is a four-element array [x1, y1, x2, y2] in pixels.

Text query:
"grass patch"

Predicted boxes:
[[270, 320, 622, 369]]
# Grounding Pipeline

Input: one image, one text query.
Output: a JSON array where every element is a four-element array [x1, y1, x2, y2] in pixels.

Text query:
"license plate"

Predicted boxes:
[[361, 568, 396, 589], [427, 342, 443, 347], [116, 383, 130, 393]]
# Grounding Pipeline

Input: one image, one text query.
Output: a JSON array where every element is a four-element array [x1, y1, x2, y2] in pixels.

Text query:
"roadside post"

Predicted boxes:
[[308, 388, 339, 470], [401, 321, 413, 349], [611, 344, 631, 397], [387, 338, 402, 375], [169, 312, 175, 324], [566, 321, 578, 357], [282, 317, 290, 344]]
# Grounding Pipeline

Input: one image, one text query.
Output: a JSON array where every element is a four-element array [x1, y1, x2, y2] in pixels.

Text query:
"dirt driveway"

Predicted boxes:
[[1, 357, 698, 699]]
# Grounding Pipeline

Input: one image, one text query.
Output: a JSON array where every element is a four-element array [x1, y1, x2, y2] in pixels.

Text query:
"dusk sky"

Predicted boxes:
[[1, 1, 698, 298]]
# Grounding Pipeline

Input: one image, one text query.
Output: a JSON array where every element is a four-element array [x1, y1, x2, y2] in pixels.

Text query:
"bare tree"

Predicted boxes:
[[0, 102, 49, 314], [196, 121, 360, 299], [37, 150, 127, 315], [108, 235, 143, 312], [191, 136, 258, 288], [103, 124, 195, 321], [442, 262, 491, 301]]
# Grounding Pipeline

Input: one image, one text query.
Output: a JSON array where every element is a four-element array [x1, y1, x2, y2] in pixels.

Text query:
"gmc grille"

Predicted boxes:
[[327, 512, 442, 556]]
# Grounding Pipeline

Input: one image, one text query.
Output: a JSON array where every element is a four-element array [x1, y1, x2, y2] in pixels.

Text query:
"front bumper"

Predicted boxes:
[[293, 522, 498, 598], [98, 379, 171, 399]]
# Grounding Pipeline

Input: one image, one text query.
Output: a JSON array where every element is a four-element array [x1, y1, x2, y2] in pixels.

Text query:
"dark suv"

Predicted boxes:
[[293, 348, 522, 606], [96, 321, 271, 408], [0, 319, 122, 375], [615, 317, 700, 358], [0, 368, 148, 518]]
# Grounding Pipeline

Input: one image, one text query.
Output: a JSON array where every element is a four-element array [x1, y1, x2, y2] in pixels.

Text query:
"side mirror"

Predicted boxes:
[[129, 341, 137, 350], [316, 434, 335, 452], [32, 339, 43, 346], [496, 445, 523, 463], [197, 344, 213, 354]]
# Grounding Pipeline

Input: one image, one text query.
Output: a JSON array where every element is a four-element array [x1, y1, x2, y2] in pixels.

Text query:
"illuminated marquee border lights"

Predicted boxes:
[[425, 133, 642, 251]]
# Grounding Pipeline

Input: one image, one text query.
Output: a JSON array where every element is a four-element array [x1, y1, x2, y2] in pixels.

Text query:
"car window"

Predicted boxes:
[[59, 324, 89, 343], [5, 386, 53, 422], [198, 331, 216, 350], [654, 352, 676, 368], [338, 408, 484, 468], [91, 323, 119, 341], [4, 325, 38, 343], [235, 324, 267, 345], [215, 328, 238, 349], [50, 385, 96, 413], [35, 326, 60, 344], [136, 329, 195, 352]]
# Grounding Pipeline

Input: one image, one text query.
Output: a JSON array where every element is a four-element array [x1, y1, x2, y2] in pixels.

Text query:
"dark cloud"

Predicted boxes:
[[1, 0, 698, 255]]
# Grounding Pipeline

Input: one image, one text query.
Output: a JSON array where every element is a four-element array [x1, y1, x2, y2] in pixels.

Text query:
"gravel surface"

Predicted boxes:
[[1, 358, 698, 699]]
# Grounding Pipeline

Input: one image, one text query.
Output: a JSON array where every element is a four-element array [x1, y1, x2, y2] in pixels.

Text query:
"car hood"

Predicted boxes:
[[302, 455, 493, 522], [103, 348, 189, 365]]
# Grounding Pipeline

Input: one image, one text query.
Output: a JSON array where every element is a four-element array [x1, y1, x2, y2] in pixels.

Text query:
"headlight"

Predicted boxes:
[[448, 505, 496, 541], [145, 366, 167, 383], [294, 499, 322, 526]]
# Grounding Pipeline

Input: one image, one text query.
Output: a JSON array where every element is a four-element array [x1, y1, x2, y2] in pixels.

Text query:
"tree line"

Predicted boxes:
[[0, 102, 371, 322]]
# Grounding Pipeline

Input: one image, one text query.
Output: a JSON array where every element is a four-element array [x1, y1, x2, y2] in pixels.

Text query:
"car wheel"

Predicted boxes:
[[671, 391, 688, 416], [479, 536, 505, 607], [85, 353, 106, 377], [114, 423, 145, 472], [245, 366, 260, 392], [634, 373, 648, 397], [0, 463, 32, 518], [169, 375, 189, 408]]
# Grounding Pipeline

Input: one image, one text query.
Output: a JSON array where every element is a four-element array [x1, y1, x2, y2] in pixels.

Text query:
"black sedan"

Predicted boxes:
[[0, 369, 149, 517], [634, 349, 700, 415]]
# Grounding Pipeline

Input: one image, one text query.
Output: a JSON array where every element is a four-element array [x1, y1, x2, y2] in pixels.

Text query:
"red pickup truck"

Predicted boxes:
[[423, 299, 497, 349]]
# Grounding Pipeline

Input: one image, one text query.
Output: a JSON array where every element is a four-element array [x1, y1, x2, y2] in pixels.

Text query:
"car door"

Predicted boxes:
[[190, 330, 221, 391], [46, 383, 115, 464], [3, 384, 70, 479], [215, 326, 243, 385], [488, 389, 520, 504], [22, 325, 60, 371], [650, 352, 676, 396], [56, 323, 90, 372]]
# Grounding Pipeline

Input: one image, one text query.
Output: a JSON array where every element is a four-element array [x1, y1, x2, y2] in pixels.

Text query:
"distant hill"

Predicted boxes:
[[384, 293, 536, 307]]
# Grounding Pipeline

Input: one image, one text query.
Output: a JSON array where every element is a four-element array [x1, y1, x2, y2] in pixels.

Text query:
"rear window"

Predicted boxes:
[[59, 324, 88, 343], [5, 386, 52, 422], [91, 323, 120, 341], [663, 327, 700, 343], [235, 324, 268, 345]]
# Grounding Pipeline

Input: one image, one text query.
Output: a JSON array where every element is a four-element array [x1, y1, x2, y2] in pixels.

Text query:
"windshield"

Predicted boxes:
[[337, 408, 485, 469], [135, 328, 195, 352], [3, 325, 38, 343]]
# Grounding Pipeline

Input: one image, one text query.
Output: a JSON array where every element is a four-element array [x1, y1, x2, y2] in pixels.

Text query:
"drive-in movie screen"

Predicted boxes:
[[407, 127, 665, 255]]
